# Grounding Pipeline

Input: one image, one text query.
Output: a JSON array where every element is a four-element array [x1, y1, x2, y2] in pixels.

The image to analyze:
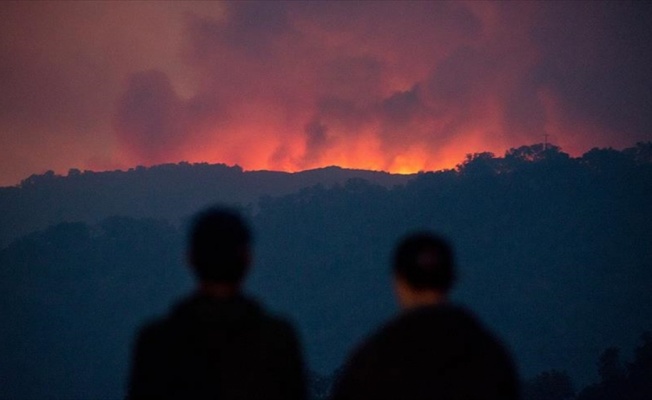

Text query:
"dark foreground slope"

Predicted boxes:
[[0, 144, 651, 399]]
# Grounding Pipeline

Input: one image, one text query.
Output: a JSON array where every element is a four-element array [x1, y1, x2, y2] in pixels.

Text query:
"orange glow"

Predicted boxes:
[[2, 2, 645, 187], [166, 124, 511, 175]]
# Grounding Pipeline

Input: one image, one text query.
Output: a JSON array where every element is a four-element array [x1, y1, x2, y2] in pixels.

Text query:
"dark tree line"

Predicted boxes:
[[0, 163, 409, 248], [576, 332, 652, 400], [521, 332, 652, 400]]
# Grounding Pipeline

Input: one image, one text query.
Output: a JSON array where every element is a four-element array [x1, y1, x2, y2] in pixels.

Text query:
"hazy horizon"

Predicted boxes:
[[4, 140, 647, 187]]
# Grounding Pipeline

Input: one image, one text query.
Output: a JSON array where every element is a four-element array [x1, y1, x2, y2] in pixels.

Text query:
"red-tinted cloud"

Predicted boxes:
[[1, 1, 651, 185]]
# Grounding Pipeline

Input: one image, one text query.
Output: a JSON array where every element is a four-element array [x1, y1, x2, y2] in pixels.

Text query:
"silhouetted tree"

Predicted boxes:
[[598, 347, 626, 386], [457, 151, 503, 175], [623, 142, 652, 165], [577, 333, 652, 400], [628, 332, 652, 400]]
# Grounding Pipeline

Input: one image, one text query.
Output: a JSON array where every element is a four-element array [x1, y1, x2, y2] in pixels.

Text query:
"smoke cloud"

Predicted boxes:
[[1, 1, 651, 184]]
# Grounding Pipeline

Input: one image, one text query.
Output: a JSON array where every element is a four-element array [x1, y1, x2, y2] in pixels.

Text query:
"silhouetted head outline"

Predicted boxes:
[[189, 207, 252, 283], [392, 232, 456, 292]]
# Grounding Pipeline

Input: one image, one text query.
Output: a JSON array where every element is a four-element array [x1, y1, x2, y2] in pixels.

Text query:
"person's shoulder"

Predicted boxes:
[[133, 297, 195, 345], [133, 314, 176, 347], [393, 304, 488, 336], [427, 304, 510, 347], [335, 304, 519, 399], [331, 315, 406, 397], [436, 304, 517, 374], [257, 308, 300, 339], [362, 304, 510, 358], [140, 316, 171, 334], [347, 306, 448, 360], [243, 305, 304, 363], [342, 315, 400, 369]]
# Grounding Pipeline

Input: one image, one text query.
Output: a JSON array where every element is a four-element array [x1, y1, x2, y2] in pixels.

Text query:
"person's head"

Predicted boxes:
[[188, 207, 252, 287], [392, 232, 456, 309]]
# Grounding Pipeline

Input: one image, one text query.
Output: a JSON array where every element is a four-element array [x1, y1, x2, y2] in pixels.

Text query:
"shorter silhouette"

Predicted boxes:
[[126, 207, 307, 400], [330, 232, 519, 400]]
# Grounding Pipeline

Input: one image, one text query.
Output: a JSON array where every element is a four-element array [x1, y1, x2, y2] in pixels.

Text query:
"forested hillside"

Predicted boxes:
[[0, 164, 411, 248], [1, 143, 651, 399]]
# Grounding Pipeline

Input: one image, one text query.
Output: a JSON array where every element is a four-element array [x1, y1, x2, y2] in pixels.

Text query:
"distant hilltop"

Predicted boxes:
[[2, 142, 650, 249], [0, 163, 416, 248], [15, 163, 416, 189]]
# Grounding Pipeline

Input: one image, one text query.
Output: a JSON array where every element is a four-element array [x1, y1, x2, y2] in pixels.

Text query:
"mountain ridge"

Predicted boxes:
[[0, 163, 417, 248]]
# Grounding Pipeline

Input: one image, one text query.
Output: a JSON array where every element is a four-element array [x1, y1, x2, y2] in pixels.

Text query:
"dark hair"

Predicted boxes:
[[189, 207, 252, 283], [392, 231, 456, 291]]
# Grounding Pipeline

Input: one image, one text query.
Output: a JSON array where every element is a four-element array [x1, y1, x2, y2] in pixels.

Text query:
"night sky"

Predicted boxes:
[[1, 1, 651, 186]]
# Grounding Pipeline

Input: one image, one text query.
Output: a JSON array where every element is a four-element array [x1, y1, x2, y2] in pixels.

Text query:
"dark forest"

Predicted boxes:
[[1, 143, 651, 399]]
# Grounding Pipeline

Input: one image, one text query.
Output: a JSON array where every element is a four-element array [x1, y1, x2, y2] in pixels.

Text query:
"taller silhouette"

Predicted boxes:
[[330, 232, 519, 400], [126, 207, 307, 400]]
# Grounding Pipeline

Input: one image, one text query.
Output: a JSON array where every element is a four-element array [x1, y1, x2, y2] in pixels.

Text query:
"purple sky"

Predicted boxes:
[[1, 1, 650, 185]]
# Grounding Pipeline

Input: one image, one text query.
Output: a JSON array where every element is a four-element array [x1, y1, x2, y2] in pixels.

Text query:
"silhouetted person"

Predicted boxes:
[[330, 232, 519, 400], [126, 207, 307, 400]]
